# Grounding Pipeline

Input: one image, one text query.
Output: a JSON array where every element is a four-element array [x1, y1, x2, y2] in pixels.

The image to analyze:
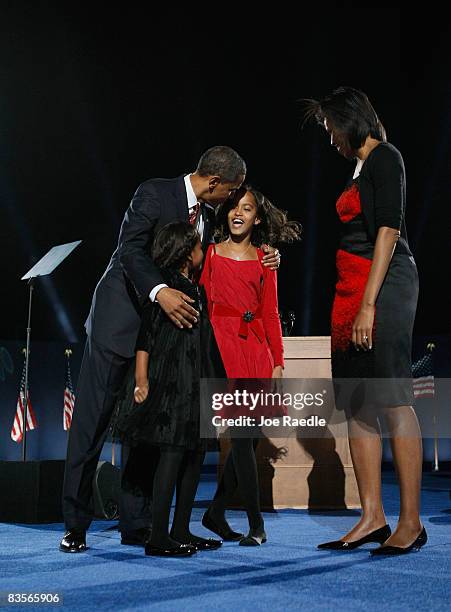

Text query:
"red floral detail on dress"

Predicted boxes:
[[336, 182, 361, 223], [331, 249, 374, 352]]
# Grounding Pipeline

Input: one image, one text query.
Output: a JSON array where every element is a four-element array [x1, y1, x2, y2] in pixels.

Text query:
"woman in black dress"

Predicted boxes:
[[304, 87, 425, 555], [113, 221, 226, 557]]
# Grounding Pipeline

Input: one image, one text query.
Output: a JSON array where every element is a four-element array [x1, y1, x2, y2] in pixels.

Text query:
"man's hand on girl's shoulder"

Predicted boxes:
[[261, 244, 281, 270]]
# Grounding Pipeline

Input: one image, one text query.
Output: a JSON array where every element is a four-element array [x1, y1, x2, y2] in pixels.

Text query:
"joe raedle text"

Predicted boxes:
[[211, 415, 327, 428]]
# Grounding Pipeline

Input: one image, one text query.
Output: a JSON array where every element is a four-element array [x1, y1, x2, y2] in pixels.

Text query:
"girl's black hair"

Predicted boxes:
[[214, 185, 302, 246], [152, 221, 200, 271], [302, 86, 387, 151]]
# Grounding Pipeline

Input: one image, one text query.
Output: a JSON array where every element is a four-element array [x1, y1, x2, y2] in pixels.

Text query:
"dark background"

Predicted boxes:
[[1, 4, 450, 344]]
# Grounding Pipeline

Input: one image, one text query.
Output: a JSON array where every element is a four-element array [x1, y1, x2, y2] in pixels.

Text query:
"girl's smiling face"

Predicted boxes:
[[227, 191, 261, 237]]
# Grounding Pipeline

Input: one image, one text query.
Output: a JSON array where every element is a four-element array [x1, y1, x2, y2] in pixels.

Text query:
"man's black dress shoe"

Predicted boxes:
[[318, 524, 392, 550], [239, 527, 267, 546], [145, 543, 197, 557], [202, 510, 243, 541], [370, 527, 427, 556], [120, 527, 152, 546], [59, 529, 87, 553]]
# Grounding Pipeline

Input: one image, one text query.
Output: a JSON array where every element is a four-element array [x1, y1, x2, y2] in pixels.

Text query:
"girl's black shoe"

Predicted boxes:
[[145, 542, 197, 557], [239, 527, 267, 546], [202, 509, 243, 541]]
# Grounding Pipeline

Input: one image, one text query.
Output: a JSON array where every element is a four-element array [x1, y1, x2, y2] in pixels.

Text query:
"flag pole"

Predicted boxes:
[[427, 342, 439, 472], [432, 413, 439, 472], [22, 278, 34, 462]]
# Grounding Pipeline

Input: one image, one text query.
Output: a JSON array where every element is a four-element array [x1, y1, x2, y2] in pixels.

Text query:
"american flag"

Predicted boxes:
[[11, 357, 37, 443], [63, 352, 75, 430], [412, 349, 435, 399]]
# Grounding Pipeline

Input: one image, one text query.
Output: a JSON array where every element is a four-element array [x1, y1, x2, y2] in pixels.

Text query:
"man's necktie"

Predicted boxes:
[[188, 202, 200, 225]]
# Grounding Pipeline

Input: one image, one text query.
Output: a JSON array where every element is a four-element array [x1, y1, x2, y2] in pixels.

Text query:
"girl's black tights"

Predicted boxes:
[[209, 437, 263, 530], [149, 448, 184, 548], [149, 448, 206, 548], [171, 450, 206, 544]]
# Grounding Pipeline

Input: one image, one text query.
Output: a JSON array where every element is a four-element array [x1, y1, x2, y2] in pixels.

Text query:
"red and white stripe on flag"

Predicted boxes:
[[63, 387, 75, 430], [11, 390, 37, 443], [413, 375, 435, 398], [63, 352, 76, 430]]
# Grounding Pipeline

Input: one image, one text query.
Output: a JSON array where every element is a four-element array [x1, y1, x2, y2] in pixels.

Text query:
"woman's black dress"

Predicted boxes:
[[331, 143, 419, 408]]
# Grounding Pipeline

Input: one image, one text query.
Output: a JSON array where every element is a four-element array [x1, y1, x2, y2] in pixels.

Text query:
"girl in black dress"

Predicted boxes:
[[303, 87, 425, 555], [113, 221, 226, 557]]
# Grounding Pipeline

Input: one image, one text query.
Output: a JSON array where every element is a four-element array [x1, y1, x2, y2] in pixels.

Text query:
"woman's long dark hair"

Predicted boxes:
[[152, 221, 200, 270], [302, 86, 386, 151], [214, 185, 302, 246]]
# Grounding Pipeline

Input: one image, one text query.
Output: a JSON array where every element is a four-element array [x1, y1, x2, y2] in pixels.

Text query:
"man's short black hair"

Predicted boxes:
[[196, 146, 246, 183]]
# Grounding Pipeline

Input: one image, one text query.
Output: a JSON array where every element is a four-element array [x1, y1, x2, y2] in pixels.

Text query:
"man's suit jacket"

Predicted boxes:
[[85, 175, 216, 357]]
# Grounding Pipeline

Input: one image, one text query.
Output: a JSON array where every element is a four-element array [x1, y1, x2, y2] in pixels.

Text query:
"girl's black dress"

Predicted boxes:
[[111, 269, 225, 450]]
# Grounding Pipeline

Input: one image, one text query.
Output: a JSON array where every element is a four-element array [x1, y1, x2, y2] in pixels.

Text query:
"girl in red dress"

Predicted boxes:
[[199, 186, 301, 545]]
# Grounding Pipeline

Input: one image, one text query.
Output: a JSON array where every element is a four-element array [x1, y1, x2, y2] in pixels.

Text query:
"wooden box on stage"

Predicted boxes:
[[218, 336, 360, 510]]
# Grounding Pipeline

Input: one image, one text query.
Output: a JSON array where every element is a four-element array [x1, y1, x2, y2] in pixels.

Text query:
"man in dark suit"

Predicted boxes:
[[60, 146, 280, 552]]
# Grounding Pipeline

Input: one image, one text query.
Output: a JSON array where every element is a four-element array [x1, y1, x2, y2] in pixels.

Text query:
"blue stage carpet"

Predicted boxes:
[[1, 472, 450, 611]]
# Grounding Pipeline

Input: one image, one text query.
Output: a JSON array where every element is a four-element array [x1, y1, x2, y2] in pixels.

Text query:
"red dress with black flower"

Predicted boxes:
[[199, 244, 284, 378]]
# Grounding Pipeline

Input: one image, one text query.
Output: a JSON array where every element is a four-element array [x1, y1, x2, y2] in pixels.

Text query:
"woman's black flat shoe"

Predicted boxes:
[[318, 524, 392, 550], [202, 510, 243, 541], [239, 527, 267, 546], [370, 527, 427, 556]]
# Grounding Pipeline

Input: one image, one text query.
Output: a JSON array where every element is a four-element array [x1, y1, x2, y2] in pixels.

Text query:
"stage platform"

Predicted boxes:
[[1, 471, 450, 611]]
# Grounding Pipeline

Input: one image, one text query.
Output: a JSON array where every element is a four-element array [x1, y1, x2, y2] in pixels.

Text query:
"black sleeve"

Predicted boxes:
[[370, 145, 405, 232], [135, 304, 154, 352], [117, 181, 165, 304]]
